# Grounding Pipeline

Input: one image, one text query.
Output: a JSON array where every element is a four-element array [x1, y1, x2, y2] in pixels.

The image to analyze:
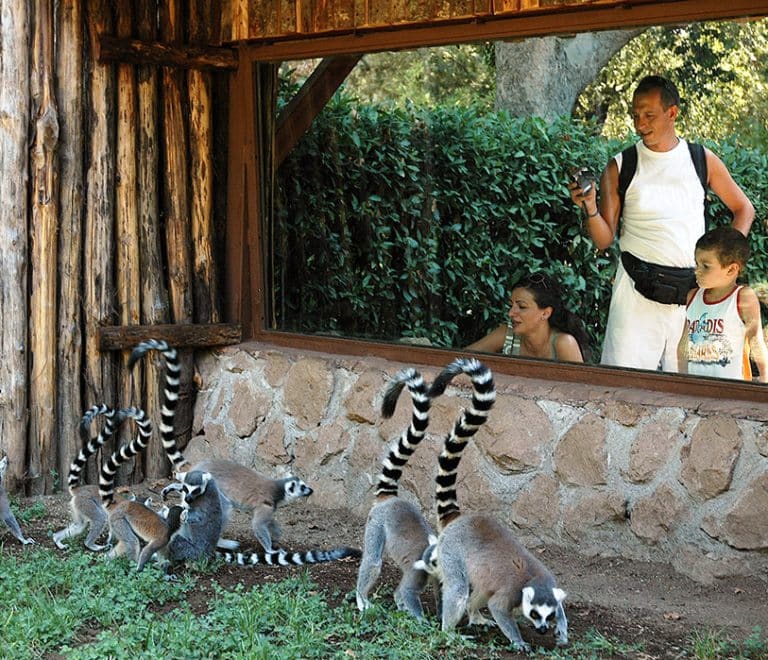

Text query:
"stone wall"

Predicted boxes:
[[189, 342, 768, 584]]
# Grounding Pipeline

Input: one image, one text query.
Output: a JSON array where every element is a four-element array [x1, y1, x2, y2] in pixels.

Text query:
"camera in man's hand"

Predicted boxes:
[[569, 166, 594, 195]]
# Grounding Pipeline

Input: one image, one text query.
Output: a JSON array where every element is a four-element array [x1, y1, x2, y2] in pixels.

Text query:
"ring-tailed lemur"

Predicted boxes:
[[53, 404, 119, 551], [427, 358, 568, 653], [99, 406, 186, 571], [129, 339, 227, 563], [179, 459, 313, 553], [356, 368, 439, 618], [0, 456, 34, 545]]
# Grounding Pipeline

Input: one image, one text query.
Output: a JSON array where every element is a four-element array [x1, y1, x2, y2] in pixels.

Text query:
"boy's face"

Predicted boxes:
[[694, 248, 739, 290]]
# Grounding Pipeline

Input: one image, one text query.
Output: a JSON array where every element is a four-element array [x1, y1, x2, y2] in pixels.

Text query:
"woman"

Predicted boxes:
[[466, 272, 592, 363]]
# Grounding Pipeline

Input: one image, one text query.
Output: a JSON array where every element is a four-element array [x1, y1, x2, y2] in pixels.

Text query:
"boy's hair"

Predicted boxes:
[[695, 225, 750, 269], [633, 75, 680, 109]]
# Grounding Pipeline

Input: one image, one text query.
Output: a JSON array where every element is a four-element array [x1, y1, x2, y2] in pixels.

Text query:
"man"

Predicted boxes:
[[569, 75, 754, 371]]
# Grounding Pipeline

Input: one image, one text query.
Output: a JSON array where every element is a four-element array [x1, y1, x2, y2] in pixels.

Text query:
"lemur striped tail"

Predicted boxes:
[[217, 546, 362, 566], [99, 407, 153, 507], [128, 339, 185, 470], [429, 358, 495, 529], [66, 405, 119, 495], [376, 368, 431, 499]]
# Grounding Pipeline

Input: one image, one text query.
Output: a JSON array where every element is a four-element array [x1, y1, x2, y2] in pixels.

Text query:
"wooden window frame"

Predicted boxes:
[[225, 0, 768, 404]]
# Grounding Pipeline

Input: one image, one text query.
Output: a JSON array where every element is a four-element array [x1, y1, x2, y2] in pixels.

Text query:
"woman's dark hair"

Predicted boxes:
[[510, 272, 593, 362]]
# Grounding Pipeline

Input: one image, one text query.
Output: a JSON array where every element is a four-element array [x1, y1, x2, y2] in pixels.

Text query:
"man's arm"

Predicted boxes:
[[568, 159, 621, 251], [705, 149, 755, 236], [676, 318, 690, 375]]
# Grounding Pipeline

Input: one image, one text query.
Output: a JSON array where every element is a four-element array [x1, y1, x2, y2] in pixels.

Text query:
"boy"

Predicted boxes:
[[677, 226, 767, 382]]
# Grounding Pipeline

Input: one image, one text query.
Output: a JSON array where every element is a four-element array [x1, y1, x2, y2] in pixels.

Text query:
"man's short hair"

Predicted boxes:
[[634, 75, 681, 109], [695, 225, 751, 269]]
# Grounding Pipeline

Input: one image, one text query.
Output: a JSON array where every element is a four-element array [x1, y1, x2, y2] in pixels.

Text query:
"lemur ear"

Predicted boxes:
[[553, 588, 567, 603], [413, 559, 428, 571], [428, 534, 438, 545], [175, 470, 187, 482]]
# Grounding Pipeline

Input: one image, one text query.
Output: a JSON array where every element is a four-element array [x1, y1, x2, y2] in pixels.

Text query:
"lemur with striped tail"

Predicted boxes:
[[53, 404, 120, 551], [129, 339, 226, 563], [424, 358, 568, 653], [99, 406, 187, 571], [355, 368, 439, 618]]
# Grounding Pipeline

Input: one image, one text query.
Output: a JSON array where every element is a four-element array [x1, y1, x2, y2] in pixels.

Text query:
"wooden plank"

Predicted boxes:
[[29, 0, 59, 495], [160, 0, 195, 455], [98, 34, 238, 70], [137, 0, 172, 479], [0, 0, 30, 492], [98, 324, 242, 350], [56, 0, 85, 489], [236, 0, 768, 57], [115, 1, 142, 484], [189, 1, 221, 325], [84, 0, 118, 485], [275, 54, 361, 165]]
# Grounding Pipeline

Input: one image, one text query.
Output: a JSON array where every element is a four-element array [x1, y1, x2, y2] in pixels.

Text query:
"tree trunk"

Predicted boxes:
[[495, 30, 642, 121], [29, 0, 60, 494], [136, 0, 172, 479], [56, 0, 85, 488], [0, 0, 30, 492], [84, 0, 117, 484]]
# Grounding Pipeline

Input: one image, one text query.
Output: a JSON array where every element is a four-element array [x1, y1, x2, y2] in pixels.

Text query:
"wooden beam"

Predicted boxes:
[[275, 54, 361, 166], [98, 34, 237, 70], [98, 323, 242, 350], [239, 0, 768, 61]]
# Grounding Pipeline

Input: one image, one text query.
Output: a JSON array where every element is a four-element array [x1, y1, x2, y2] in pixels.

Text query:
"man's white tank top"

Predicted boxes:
[[685, 286, 751, 380], [615, 138, 705, 267]]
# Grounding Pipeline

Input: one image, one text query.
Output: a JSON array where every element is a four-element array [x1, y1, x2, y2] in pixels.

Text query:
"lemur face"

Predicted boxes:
[[521, 586, 566, 634], [284, 477, 313, 501]]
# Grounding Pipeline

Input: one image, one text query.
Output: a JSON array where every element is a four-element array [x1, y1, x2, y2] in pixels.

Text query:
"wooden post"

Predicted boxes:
[[136, 0, 172, 479], [189, 0, 221, 324], [84, 0, 117, 484], [0, 0, 30, 492], [29, 0, 60, 494], [161, 0, 194, 451], [56, 0, 86, 488], [115, 2, 142, 482]]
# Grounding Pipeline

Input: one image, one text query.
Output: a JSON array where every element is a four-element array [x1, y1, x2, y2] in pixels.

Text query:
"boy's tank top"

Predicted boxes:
[[685, 286, 751, 380]]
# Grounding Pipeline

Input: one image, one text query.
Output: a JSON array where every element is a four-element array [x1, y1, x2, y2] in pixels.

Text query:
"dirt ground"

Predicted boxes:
[[7, 482, 768, 659]]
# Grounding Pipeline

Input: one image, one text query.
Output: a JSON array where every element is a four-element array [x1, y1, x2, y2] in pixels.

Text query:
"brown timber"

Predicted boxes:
[[115, 2, 142, 482], [189, 0, 221, 325], [0, 0, 30, 491], [84, 0, 117, 484], [29, 0, 59, 494], [56, 0, 85, 485], [98, 34, 237, 70], [137, 0, 172, 478], [98, 324, 242, 350]]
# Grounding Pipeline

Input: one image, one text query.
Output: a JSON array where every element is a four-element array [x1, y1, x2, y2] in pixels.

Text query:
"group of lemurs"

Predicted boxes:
[[1, 341, 568, 652]]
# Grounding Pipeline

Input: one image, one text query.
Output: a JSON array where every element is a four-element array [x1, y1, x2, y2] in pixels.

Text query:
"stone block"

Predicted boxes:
[[554, 413, 608, 486], [629, 484, 686, 544], [680, 416, 741, 500], [284, 358, 333, 431], [720, 471, 768, 550]]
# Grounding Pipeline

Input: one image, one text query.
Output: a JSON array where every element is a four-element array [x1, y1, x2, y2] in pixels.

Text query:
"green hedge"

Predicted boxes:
[[274, 97, 767, 359]]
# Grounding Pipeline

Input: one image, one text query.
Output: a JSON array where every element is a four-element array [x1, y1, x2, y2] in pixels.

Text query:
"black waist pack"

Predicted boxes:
[[620, 251, 696, 306]]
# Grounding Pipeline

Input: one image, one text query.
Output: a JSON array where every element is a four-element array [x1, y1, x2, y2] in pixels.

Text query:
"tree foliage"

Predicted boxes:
[[576, 18, 768, 146]]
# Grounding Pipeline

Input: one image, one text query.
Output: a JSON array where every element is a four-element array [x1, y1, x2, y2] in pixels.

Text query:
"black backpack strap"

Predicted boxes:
[[687, 142, 708, 191], [617, 145, 637, 213]]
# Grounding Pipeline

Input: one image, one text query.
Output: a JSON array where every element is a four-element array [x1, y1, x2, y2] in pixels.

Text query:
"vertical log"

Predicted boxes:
[[0, 0, 30, 493], [56, 0, 85, 489], [84, 0, 117, 483], [29, 0, 60, 495], [189, 0, 221, 324], [114, 2, 142, 482], [160, 0, 194, 451], [137, 0, 172, 478]]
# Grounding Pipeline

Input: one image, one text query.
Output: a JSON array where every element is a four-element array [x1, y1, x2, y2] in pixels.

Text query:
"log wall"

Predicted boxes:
[[0, 0, 226, 494]]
